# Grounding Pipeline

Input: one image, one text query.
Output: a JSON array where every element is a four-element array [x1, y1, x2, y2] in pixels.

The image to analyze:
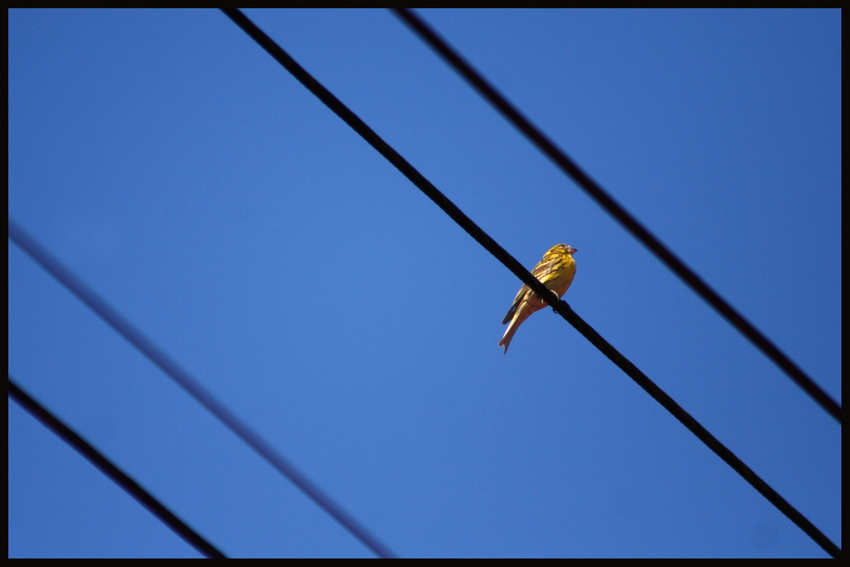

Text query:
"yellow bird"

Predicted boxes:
[[499, 244, 577, 353]]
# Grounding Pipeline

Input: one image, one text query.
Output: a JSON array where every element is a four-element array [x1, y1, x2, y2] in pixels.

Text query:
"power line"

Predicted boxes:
[[390, 8, 841, 425], [548, 303, 841, 559], [219, 9, 840, 558], [7, 220, 395, 559], [8, 376, 226, 559]]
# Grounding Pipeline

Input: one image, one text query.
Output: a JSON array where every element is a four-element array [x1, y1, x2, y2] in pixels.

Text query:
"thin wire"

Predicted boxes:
[[219, 9, 840, 558], [9, 376, 226, 558], [390, 8, 841, 425], [550, 303, 841, 558], [8, 220, 395, 559]]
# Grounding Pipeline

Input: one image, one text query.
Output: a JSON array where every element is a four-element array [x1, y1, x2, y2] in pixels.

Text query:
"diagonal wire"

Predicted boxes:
[[549, 303, 841, 558], [390, 8, 841, 425], [9, 376, 226, 559], [219, 9, 840, 558], [8, 220, 395, 559]]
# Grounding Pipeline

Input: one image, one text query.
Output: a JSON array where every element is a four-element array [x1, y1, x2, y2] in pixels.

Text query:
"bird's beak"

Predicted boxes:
[[567, 246, 577, 255]]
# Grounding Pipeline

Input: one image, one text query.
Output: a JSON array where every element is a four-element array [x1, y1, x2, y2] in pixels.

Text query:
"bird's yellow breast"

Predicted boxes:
[[546, 254, 576, 298]]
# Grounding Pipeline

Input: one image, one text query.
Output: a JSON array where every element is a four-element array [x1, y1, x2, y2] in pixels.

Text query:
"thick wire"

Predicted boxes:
[[9, 377, 226, 558], [219, 9, 840, 558], [390, 8, 841, 425], [8, 220, 395, 559]]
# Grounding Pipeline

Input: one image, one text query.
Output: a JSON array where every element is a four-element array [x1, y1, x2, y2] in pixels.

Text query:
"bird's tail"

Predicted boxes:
[[498, 318, 521, 354]]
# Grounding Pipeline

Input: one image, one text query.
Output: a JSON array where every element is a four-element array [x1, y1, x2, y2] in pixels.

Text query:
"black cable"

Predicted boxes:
[[7, 220, 395, 559], [553, 302, 841, 559], [8, 377, 226, 559], [219, 9, 840, 558], [390, 8, 841, 425]]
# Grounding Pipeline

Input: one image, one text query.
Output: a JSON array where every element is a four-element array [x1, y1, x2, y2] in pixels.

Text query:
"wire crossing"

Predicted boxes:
[[8, 220, 395, 559], [220, 9, 840, 558], [9, 377, 226, 559], [390, 8, 841, 425]]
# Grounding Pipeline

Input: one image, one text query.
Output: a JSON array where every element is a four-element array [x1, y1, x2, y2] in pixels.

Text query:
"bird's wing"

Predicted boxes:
[[531, 250, 567, 286], [501, 284, 529, 325]]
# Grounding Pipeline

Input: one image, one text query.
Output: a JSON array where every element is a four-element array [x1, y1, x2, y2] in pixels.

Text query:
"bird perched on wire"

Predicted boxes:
[[499, 244, 577, 353]]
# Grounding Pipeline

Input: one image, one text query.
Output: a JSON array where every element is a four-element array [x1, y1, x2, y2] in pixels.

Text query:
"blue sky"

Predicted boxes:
[[8, 9, 840, 558]]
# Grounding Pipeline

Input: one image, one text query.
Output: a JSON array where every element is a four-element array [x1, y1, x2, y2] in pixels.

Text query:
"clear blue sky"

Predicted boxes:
[[9, 9, 840, 558]]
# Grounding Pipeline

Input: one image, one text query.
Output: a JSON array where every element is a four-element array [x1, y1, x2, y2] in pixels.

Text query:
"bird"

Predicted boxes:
[[499, 244, 577, 353]]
